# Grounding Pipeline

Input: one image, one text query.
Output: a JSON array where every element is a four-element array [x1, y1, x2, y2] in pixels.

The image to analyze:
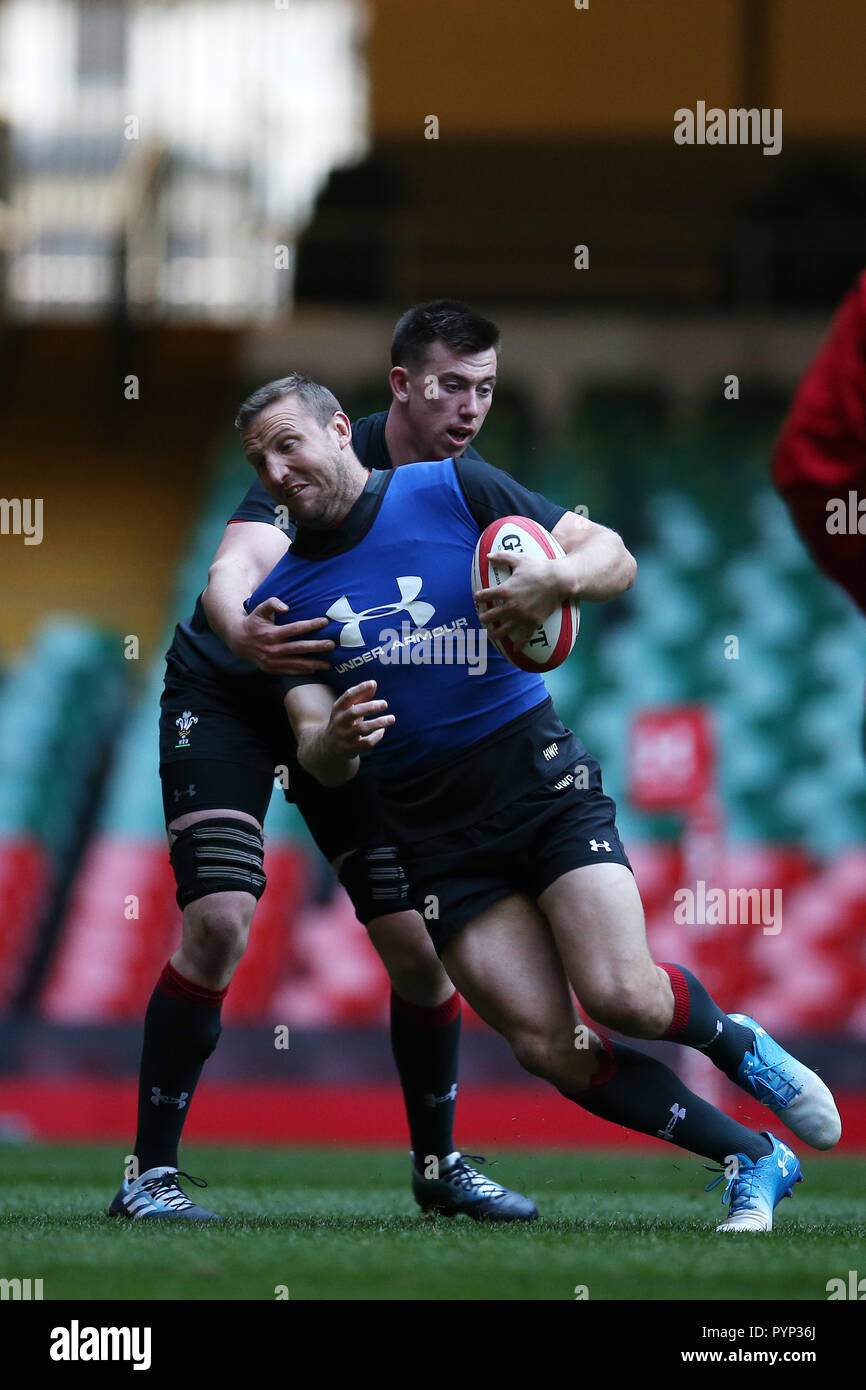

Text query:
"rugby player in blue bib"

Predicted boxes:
[[110, 305, 539, 1223], [242, 371, 842, 1233]]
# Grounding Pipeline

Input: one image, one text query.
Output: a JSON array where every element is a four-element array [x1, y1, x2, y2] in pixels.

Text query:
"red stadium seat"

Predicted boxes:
[[741, 868, 866, 1033], [645, 844, 813, 1022], [719, 844, 813, 894], [222, 844, 308, 1021], [41, 837, 179, 1021], [271, 887, 391, 1026], [43, 836, 310, 1023], [0, 836, 52, 1011], [821, 848, 866, 906], [627, 841, 683, 918]]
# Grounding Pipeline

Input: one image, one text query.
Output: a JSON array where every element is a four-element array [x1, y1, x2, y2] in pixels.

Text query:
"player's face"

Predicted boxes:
[[241, 398, 355, 528], [394, 340, 497, 458]]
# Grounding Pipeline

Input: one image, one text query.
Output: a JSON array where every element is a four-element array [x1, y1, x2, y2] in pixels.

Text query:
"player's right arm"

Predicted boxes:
[[203, 521, 335, 674], [285, 680, 394, 786]]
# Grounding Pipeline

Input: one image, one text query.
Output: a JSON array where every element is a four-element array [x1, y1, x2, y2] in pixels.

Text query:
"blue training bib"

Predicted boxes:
[[247, 460, 548, 775]]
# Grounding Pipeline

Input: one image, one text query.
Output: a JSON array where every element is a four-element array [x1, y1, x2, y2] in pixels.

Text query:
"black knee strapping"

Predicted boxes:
[[338, 844, 413, 925], [169, 817, 266, 910]]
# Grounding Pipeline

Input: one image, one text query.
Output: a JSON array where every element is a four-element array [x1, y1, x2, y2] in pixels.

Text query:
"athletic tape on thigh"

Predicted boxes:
[[169, 817, 266, 910], [338, 843, 412, 924]]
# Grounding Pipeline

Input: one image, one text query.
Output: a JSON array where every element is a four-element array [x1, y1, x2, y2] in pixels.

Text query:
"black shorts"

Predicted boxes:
[[158, 659, 412, 917], [397, 756, 631, 956], [160, 659, 297, 822]]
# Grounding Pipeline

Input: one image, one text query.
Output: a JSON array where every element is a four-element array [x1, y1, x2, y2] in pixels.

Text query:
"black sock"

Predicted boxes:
[[390, 989, 461, 1166], [570, 1038, 772, 1164], [133, 960, 225, 1173], [660, 962, 756, 1081]]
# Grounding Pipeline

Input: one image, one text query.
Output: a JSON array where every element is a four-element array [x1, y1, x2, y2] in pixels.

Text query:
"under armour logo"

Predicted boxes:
[[423, 1083, 458, 1108], [150, 1086, 189, 1109], [173, 784, 197, 802], [656, 1102, 687, 1140], [326, 577, 435, 648], [777, 1147, 793, 1177], [698, 1019, 724, 1049], [589, 839, 612, 853]]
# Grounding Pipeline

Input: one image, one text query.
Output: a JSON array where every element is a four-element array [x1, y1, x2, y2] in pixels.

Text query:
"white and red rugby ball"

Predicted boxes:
[[471, 515, 579, 673]]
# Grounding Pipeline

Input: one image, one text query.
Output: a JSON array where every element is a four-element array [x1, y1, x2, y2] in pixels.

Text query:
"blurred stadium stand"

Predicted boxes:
[[0, 619, 125, 1010], [2, 0, 866, 1147], [2, 367, 866, 1149]]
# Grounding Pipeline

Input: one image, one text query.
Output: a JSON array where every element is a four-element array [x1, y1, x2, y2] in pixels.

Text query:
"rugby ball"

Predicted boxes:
[[471, 516, 579, 673]]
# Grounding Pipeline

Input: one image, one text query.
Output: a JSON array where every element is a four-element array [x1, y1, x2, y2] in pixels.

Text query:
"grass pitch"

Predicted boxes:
[[1, 1144, 863, 1301]]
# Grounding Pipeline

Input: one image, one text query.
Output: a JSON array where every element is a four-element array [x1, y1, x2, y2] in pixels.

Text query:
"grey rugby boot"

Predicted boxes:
[[412, 1151, 538, 1222]]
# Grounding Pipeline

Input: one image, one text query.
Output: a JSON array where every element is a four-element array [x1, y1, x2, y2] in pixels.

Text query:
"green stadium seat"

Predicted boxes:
[[643, 492, 719, 571], [473, 383, 534, 477], [782, 769, 863, 854], [716, 716, 782, 796], [749, 491, 814, 575], [571, 381, 670, 443], [696, 380, 789, 451], [625, 553, 705, 646], [339, 379, 390, 423]]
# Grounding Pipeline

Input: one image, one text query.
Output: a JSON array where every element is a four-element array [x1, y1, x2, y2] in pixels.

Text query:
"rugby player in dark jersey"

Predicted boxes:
[[109, 303, 537, 1222], [240, 371, 842, 1234]]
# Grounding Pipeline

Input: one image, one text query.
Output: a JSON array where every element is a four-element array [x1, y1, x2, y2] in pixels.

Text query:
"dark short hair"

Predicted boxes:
[[391, 299, 500, 371], [234, 372, 343, 434]]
